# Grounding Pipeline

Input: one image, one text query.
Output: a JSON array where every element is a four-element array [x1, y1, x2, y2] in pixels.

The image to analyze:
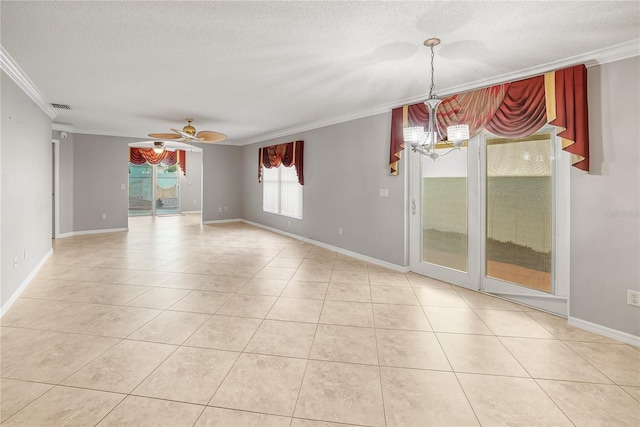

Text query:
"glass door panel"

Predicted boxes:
[[128, 163, 153, 216], [484, 133, 552, 293], [156, 164, 180, 215]]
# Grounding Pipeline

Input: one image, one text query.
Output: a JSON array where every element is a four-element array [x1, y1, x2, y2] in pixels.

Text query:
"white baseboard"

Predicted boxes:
[[0, 248, 53, 318], [241, 220, 410, 273], [56, 227, 128, 238], [202, 218, 242, 225], [568, 316, 640, 347], [181, 210, 202, 214]]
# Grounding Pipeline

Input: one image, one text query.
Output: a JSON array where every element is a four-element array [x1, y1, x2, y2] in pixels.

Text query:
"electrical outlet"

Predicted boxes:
[[218, 207, 223, 213], [628, 290, 640, 307], [224, 206, 228, 212], [338, 227, 343, 236], [101, 213, 106, 220]]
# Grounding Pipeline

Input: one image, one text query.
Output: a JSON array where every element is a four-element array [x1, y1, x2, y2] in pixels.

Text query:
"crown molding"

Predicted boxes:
[[1, 45, 57, 120], [243, 39, 640, 146], [52, 123, 76, 132]]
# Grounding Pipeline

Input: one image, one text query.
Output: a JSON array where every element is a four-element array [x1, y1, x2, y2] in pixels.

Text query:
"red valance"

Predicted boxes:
[[389, 64, 589, 174], [258, 140, 304, 185], [129, 148, 187, 175]]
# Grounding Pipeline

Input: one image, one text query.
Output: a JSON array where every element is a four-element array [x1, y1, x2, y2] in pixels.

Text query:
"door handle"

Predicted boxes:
[[411, 200, 417, 215]]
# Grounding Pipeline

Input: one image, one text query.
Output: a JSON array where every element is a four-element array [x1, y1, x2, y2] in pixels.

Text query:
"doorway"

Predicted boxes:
[[410, 127, 569, 315]]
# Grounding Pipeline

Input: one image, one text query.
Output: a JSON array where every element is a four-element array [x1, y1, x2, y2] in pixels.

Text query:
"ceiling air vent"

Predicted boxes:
[[51, 103, 71, 110]]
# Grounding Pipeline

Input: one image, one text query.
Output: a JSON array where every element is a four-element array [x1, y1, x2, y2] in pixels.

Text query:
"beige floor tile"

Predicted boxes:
[[623, 385, 640, 402], [526, 310, 622, 343], [189, 263, 263, 277], [198, 275, 249, 292], [566, 341, 640, 386], [195, 407, 291, 426], [266, 297, 324, 323], [310, 324, 378, 365], [169, 290, 234, 314], [97, 395, 204, 427], [538, 380, 640, 426], [2, 386, 124, 426], [291, 268, 333, 283], [254, 266, 297, 280], [245, 320, 317, 358], [294, 360, 385, 427], [62, 340, 176, 393], [372, 303, 432, 331], [216, 294, 277, 318], [437, 333, 529, 376], [123, 271, 177, 286], [281, 281, 328, 300], [500, 336, 613, 383], [368, 271, 410, 287], [157, 272, 210, 289], [424, 306, 493, 335], [406, 273, 452, 289], [80, 306, 162, 338], [376, 329, 450, 371], [291, 419, 361, 427], [474, 309, 556, 338], [267, 257, 304, 268], [185, 315, 262, 351], [414, 287, 469, 308], [211, 353, 307, 416], [370, 286, 419, 305], [0, 379, 54, 422], [456, 288, 523, 310], [2, 330, 119, 383], [125, 287, 191, 309], [457, 373, 573, 426], [319, 301, 374, 327], [307, 248, 338, 260], [299, 258, 335, 270], [329, 269, 369, 285], [152, 259, 200, 273], [380, 367, 479, 426], [1, 298, 79, 328], [0, 326, 18, 337], [21, 301, 115, 333], [238, 278, 289, 296], [127, 310, 210, 344], [333, 258, 368, 271], [325, 283, 371, 303], [134, 346, 239, 405]]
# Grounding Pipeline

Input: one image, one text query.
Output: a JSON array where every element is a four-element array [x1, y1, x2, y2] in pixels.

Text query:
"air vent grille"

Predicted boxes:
[[51, 103, 71, 110]]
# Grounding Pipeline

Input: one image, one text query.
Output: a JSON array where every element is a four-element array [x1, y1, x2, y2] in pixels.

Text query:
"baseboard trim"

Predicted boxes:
[[0, 248, 53, 318], [241, 220, 410, 273], [181, 210, 202, 214], [568, 316, 640, 347], [56, 227, 128, 238], [202, 219, 242, 225]]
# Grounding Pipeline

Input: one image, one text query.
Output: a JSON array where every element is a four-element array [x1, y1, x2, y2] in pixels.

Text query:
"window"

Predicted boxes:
[[262, 165, 303, 219]]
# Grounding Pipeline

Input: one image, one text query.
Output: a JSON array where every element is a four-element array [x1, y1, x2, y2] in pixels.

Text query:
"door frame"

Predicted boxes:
[[52, 138, 60, 238]]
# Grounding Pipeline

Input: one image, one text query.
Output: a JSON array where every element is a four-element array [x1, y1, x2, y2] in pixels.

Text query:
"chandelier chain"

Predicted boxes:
[[429, 45, 436, 99]]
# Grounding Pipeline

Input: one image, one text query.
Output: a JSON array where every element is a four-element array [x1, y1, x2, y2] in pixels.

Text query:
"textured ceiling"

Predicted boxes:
[[2, 1, 639, 145]]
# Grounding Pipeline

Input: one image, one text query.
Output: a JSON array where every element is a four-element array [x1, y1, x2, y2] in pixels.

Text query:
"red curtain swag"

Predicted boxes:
[[129, 148, 187, 175], [389, 64, 589, 174], [258, 140, 304, 185]]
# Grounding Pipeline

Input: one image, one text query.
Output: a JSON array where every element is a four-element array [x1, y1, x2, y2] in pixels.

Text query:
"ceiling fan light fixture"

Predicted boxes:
[[152, 141, 165, 154]]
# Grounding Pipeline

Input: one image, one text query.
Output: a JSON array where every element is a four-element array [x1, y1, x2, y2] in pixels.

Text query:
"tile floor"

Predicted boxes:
[[1, 214, 639, 426]]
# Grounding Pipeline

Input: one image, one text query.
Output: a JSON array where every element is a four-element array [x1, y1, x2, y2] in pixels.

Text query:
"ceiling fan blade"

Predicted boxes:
[[196, 131, 227, 143], [148, 133, 181, 139]]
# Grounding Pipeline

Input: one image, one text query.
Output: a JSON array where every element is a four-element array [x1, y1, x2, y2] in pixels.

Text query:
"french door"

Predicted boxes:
[[410, 128, 569, 315], [128, 163, 181, 216]]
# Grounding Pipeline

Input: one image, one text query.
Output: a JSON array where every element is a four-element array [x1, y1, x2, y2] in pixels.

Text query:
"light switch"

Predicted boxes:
[[379, 189, 390, 198], [120, 184, 126, 190]]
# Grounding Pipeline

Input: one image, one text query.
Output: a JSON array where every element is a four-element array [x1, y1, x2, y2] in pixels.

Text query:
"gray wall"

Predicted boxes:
[[202, 144, 243, 222], [242, 112, 406, 267], [570, 56, 640, 336], [1, 73, 53, 307], [180, 150, 202, 212], [72, 134, 139, 232], [53, 130, 75, 235]]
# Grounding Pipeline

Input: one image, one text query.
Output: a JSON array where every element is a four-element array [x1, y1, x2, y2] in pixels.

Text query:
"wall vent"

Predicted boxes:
[[51, 103, 71, 110]]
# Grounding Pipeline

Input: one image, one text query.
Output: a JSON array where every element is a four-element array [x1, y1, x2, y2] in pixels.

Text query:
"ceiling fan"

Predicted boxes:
[[148, 118, 226, 143]]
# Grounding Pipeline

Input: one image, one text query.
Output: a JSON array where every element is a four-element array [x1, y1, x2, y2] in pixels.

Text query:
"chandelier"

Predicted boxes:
[[404, 38, 469, 160]]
